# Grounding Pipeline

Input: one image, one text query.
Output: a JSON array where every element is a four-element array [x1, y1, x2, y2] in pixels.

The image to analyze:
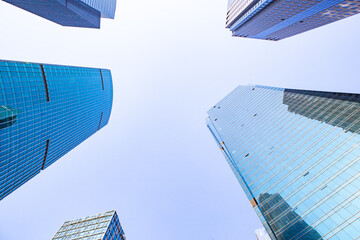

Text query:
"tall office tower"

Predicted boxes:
[[226, 0, 360, 40], [52, 210, 126, 240], [255, 228, 271, 240], [0, 60, 113, 201], [207, 85, 360, 240], [2, 0, 116, 28]]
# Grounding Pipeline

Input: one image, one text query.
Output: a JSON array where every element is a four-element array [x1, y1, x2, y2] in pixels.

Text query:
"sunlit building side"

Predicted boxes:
[[207, 85, 360, 239]]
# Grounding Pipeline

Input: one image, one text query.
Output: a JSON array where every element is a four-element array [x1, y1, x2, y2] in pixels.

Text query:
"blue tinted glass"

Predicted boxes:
[[0, 60, 113, 201], [2, 0, 116, 28], [208, 85, 360, 240], [226, 0, 360, 40]]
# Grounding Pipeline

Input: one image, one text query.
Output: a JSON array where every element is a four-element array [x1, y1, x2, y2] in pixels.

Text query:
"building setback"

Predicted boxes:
[[0, 60, 113, 201], [207, 85, 360, 239], [2, 0, 116, 28], [52, 210, 126, 240], [226, 0, 360, 40]]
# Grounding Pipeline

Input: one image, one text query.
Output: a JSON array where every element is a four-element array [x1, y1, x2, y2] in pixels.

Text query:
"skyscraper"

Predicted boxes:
[[207, 85, 360, 239], [2, 0, 116, 28], [52, 210, 126, 240], [0, 60, 113, 201], [226, 0, 360, 40]]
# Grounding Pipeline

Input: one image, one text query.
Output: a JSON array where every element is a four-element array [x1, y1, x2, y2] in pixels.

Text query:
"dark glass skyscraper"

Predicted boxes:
[[52, 210, 126, 240], [0, 60, 113, 201], [3, 0, 116, 28], [226, 0, 360, 40], [207, 85, 360, 239]]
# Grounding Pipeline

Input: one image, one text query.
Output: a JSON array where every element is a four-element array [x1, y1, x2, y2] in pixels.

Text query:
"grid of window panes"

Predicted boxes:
[[226, 0, 256, 27], [103, 211, 126, 240], [52, 210, 126, 240], [2, 0, 116, 28], [81, 0, 117, 18], [0, 60, 113, 201], [228, 0, 360, 40], [207, 85, 360, 240]]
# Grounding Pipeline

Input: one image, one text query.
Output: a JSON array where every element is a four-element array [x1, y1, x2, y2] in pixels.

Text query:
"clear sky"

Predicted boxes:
[[0, 1, 360, 239]]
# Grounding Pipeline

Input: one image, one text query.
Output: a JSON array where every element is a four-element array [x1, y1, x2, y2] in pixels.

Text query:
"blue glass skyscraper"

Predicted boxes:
[[226, 0, 360, 40], [207, 85, 360, 239], [2, 0, 116, 28], [52, 210, 126, 240], [0, 60, 113, 201]]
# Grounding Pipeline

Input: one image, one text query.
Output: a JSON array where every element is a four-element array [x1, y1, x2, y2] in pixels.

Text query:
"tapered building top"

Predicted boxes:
[[226, 0, 360, 40], [52, 210, 126, 240], [3, 0, 117, 28]]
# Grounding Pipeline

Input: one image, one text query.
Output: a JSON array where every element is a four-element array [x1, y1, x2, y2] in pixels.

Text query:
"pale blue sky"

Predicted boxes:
[[0, 0, 360, 239]]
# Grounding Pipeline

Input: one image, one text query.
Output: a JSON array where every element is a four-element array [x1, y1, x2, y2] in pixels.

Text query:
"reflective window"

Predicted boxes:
[[52, 210, 126, 240], [0, 60, 113, 201], [208, 85, 360, 240]]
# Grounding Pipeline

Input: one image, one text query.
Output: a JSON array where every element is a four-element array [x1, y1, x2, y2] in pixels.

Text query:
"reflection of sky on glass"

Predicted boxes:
[[0, 0, 360, 239], [255, 228, 271, 240], [208, 86, 360, 239], [0, 61, 112, 201]]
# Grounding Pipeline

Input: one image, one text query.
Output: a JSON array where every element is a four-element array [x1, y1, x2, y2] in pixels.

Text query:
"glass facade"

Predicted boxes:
[[207, 85, 360, 240], [226, 0, 360, 40], [81, 0, 116, 18], [0, 60, 113, 201], [52, 210, 126, 240], [256, 228, 271, 240], [3, 0, 116, 28]]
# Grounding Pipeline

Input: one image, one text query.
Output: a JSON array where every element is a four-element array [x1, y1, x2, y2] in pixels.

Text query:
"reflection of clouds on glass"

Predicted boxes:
[[255, 228, 271, 240]]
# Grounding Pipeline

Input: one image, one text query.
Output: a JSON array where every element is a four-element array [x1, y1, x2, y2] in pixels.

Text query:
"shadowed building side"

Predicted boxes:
[[283, 89, 360, 134], [259, 193, 323, 240], [226, 0, 360, 40], [2, 0, 116, 28]]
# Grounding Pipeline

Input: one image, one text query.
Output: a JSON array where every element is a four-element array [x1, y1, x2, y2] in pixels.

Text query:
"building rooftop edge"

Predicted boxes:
[[0, 59, 111, 71]]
